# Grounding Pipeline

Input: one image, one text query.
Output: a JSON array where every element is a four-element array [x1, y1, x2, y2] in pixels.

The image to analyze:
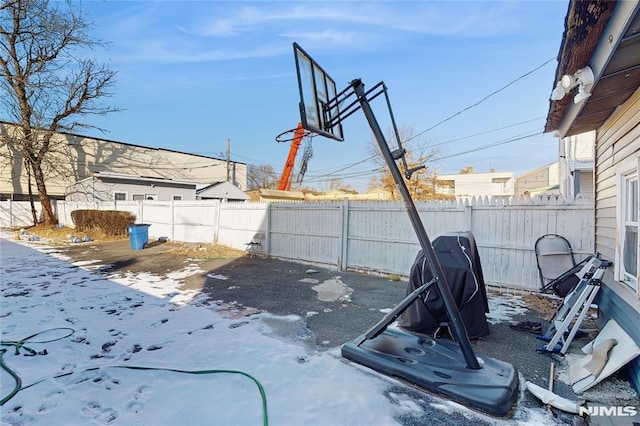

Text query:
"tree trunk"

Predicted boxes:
[[30, 160, 57, 226], [24, 157, 38, 225]]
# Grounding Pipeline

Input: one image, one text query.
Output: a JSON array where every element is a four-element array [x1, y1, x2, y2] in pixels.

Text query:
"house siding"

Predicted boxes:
[[66, 177, 197, 202], [594, 87, 640, 391], [578, 170, 594, 196]]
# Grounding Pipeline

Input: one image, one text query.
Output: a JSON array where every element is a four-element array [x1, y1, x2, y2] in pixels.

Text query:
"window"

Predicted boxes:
[[173, 195, 182, 201], [132, 194, 144, 201], [114, 192, 126, 201], [618, 161, 639, 291], [145, 194, 157, 200]]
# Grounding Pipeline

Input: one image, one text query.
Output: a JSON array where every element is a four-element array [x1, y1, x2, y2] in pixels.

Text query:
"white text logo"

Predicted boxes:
[[579, 406, 638, 417]]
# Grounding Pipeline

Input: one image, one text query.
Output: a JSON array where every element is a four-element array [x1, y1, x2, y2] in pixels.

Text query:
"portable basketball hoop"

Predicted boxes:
[[292, 42, 518, 417]]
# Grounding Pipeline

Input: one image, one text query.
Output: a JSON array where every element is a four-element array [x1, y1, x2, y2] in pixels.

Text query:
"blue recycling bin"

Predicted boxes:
[[128, 224, 150, 250]]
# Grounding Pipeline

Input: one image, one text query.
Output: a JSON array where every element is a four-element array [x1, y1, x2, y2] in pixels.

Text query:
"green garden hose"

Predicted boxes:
[[1, 328, 269, 426]]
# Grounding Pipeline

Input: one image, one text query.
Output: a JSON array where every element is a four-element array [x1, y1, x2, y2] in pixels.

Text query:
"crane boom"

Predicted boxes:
[[278, 123, 305, 191]]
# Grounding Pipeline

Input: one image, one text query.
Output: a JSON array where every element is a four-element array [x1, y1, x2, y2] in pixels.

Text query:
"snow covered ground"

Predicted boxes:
[[1, 233, 559, 425]]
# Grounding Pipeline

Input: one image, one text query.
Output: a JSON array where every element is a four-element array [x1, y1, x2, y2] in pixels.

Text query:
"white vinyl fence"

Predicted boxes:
[[1, 196, 594, 291]]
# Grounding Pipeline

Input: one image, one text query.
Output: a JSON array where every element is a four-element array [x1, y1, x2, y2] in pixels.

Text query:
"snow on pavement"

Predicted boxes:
[[1, 235, 557, 425]]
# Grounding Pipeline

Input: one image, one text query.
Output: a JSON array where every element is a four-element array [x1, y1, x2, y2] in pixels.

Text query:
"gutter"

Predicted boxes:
[[556, 1, 640, 138]]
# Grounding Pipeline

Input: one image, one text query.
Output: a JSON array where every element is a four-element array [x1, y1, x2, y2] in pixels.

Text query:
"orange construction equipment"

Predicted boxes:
[[277, 123, 306, 191]]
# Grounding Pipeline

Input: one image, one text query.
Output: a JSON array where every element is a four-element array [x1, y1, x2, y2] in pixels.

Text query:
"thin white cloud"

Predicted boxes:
[[97, 2, 529, 66], [184, 3, 517, 38], [285, 29, 359, 44], [113, 41, 289, 64]]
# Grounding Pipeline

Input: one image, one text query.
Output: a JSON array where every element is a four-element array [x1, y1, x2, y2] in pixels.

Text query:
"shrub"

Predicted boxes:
[[70, 210, 136, 237]]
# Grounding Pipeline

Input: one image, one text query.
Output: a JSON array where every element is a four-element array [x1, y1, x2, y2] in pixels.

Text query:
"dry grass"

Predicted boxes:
[[167, 243, 244, 259], [11, 224, 127, 246], [522, 293, 560, 319], [522, 292, 600, 332]]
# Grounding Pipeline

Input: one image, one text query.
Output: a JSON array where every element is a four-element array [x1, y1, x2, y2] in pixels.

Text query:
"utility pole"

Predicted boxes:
[[226, 138, 231, 182]]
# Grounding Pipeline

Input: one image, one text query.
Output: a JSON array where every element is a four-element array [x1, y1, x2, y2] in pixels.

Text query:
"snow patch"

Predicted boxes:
[[486, 293, 528, 324]]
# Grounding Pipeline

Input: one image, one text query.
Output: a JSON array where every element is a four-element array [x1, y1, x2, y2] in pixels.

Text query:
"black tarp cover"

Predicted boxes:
[[399, 231, 490, 338]]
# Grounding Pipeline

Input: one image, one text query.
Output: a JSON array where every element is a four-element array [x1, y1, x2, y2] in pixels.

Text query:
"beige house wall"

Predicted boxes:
[[595, 87, 640, 280], [514, 162, 560, 196], [0, 122, 247, 199]]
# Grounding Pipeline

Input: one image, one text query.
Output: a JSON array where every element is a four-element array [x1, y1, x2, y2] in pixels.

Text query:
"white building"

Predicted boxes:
[[435, 167, 514, 199]]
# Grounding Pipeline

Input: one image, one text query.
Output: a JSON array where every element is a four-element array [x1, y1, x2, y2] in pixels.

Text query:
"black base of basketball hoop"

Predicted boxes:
[[342, 329, 519, 417]]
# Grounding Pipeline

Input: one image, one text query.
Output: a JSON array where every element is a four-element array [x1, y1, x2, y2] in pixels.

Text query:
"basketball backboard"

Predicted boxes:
[[293, 43, 344, 142]]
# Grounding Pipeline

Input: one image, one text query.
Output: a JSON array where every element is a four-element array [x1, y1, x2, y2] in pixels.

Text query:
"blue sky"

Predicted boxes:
[[77, 1, 568, 191]]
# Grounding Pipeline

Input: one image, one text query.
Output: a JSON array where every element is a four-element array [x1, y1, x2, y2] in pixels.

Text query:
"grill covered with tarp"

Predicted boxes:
[[399, 231, 490, 339]]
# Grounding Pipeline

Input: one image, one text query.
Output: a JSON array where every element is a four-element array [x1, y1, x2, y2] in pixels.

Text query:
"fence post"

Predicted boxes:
[[339, 198, 349, 271], [170, 200, 176, 242], [212, 199, 220, 244], [265, 202, 271, 256], [465, 199, 473, 231]]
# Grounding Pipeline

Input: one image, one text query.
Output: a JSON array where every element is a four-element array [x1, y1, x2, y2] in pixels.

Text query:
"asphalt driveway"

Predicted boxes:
[[57, 238, 638, 425]]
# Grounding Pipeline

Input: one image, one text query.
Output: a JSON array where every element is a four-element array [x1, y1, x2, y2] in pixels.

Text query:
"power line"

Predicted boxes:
[[302, 129, 544, 186], [404, 57, 555, 144], [432, 130, 543, 162], [298, 118, 547, 182], [428, 117, 545, 148]]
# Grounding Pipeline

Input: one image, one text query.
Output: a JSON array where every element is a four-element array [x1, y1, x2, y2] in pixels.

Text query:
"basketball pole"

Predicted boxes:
[[350, 78, 481, 370]]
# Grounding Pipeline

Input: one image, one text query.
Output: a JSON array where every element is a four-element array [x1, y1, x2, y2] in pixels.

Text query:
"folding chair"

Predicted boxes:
[[245, 232, 265, 258], [535, 234, 576, 293]]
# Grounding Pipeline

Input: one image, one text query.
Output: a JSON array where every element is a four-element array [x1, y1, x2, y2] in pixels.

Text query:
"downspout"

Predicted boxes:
[[563, 136, 573, 197]]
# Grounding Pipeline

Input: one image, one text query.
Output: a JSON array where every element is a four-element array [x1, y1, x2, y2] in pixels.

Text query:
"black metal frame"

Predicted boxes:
[[325, 79, 481, 370]]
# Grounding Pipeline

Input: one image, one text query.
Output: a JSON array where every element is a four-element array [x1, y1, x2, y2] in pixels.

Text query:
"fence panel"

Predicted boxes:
[[269, 202, 342, 265], [0, 200, 43, 228], [217, 202, 268, 251], [470, 196, 594, 291], [136, 201, 172, 240], [171, 200, 219, 243], [346, 200, 468, 275]]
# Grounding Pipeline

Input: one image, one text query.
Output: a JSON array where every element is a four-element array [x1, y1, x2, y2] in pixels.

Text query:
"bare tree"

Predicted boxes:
[[368, 124, 451, 201], [247, 164, 279, 190], [0, 0, 118, 225], [327, 178, 352, 191]]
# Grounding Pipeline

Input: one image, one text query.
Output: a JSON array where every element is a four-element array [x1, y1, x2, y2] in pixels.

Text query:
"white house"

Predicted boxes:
[[197, 181, 249, 202], [435, 167, 514, 199]]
